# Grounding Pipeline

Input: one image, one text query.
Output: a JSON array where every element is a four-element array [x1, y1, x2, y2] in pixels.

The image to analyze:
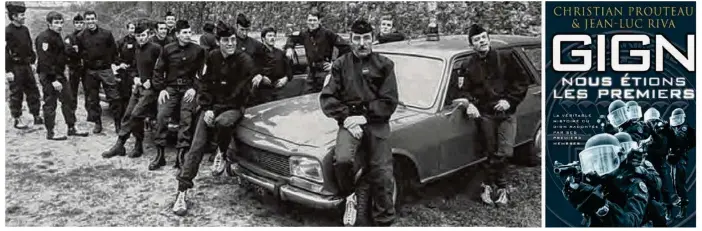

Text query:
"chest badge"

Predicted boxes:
[[362, 68, 369, 75], [182, 57, 187, 61], [638, 181, 648, 194], [127, 44, 133, 49], [682, 126, 687, 132], [42, 43, 49, 51], [220, 81, 227, 85], [64, 38, 71, 44], [241, 47, 246, 51]]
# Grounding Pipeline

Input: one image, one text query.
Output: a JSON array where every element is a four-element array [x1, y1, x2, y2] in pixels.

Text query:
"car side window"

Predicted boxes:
[[521, 46, 541, 84], [444, 55, 474, 107]]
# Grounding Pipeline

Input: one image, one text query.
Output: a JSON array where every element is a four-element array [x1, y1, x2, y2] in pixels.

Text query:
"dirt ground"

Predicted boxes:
[[4, 96, 542, 227]]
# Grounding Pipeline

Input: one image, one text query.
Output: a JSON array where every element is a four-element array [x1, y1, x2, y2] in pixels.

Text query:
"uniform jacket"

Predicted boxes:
[[152, 42, 205, 91], [320, 52, 399, 139], [76, 26, 118, 70], [35, 28, 67, 81], [64, 30, 83, 68], [284, 27, 351, 66], [198, 49, 256, 113], [5, 23, 36, 70]]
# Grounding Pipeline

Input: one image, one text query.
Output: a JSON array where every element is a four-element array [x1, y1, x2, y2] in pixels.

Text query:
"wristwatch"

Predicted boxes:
[[596, 203, 610, 217]]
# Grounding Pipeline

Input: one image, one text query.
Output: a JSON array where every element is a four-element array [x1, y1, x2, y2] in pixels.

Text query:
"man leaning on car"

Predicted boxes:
[[320, 19, 398, 227], [457, 24, 529, 205]]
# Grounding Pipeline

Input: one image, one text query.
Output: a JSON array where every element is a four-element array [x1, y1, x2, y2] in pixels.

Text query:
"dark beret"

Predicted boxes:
[[468, 24, 487, 39], [175, 19, 190, 32], [351, 19, 373, 34], [203, 22, 215, 33], [135, 23, 148, 34], [166, 11, 175, 17], [216, 21, 237, 39], [73, 14, 84, 21], [6, 1, 26, 14], [236, 13, 251, 28]]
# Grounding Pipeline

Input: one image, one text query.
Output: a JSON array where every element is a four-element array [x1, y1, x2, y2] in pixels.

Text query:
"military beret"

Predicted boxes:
[[351, 19, 373, 34], [236, 13, 251, 28], [6, 1, 26, 14], [175, 19, 190, 32], [135, 23, 148, 34], [468, 24, 487, 39], [165, 11, 175, 17], [73, 14, 84, 21], [216, 21, 236, 39]]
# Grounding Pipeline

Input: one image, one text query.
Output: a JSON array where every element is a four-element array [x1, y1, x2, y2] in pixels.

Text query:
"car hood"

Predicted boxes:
[[238, 94, 426, 148]]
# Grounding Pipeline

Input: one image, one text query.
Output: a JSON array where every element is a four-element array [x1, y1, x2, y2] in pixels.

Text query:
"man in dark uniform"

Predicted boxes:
[[64, 14, 86, 115], [667, 108, 695, 219], [5, 2, 43, 129], [113, 22, 139, 129], [199, 22, 218, 53], [602, 100, 650, 142], [284, 10, 351, 94], [152, 21, 175, 47], [233, 14, 267, 106], [320, 19, 398, 227], [101, 24, 161, 160], [152, 20, 206, 170], [165, 11, 177, 42], [172, 22, 257, 215], [35, 11, 89, 140], [562, 133, 650, 227], [457, 24, 529, 205], [249, 27, 293, 106], [376, 15, 406, 44], [643, 107, 676, 221], [76, 10, 122, 134]]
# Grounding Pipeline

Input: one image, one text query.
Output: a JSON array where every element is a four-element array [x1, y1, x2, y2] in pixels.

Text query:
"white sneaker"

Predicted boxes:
[[495, 188, 509, 205], [480, 183, 494, 205], [211, 150, 226, 176], [343, 193, 358, 226], [172, 190, 188, 216]]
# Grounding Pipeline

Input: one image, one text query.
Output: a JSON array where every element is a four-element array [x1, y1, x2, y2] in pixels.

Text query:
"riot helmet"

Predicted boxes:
[[614, 132, 638, 159], [607, 100, 628, 128], [626, 101, 642, 121], [670, 108, 685, 127], [578, 133, 623, 176], [644, 108, 660, 123]]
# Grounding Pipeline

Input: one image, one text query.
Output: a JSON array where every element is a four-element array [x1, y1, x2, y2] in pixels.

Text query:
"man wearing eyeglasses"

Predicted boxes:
[[320, 19, 398, 227], [376, 15, 406, 44], [172, 21, 256, 216], [148, 20, 205, 170]]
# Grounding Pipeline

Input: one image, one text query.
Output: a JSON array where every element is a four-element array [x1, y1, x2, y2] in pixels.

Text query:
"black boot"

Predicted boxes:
[[46, 129, 68, 141], [14, 117, 29, 129], [676, 200, 689, 219], [68, 126, 89, 137], [102, 138, 127, 158], [33, 115, 44, 125], [149, 146, 166, 170], [114, 119, 121, 134], [174, 148, 187, 169], [128, 140, 143, 158], [93, 121, 103, 134]]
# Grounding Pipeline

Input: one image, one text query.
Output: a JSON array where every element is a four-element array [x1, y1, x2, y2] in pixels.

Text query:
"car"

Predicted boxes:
[[231, 34, 542, 215]]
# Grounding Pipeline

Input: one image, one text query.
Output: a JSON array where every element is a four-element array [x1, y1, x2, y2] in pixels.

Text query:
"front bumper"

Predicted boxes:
[[233, 163, 343, 210]]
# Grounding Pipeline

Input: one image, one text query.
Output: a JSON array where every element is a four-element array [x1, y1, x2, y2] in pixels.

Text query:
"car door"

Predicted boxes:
[[436, 55, 482, 173], [512, 45, 542, 145]]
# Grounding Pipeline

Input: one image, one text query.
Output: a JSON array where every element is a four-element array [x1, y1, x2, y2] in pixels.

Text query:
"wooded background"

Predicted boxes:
[[62, 1, 540, 40]]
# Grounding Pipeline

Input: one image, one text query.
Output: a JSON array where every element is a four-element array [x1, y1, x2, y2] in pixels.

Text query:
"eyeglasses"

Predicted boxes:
[[351, 35, 373, 43], [219, 37, 236, 44]]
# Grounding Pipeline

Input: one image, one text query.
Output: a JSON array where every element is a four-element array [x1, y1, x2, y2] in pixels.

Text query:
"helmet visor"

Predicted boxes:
[[644, 110, 660, 122], [608, 107, 629, 127], [670, 114, 685, 126], [620, 141, 639, 157], [579, 145, 621, 176], [627, 105, 642, 120]]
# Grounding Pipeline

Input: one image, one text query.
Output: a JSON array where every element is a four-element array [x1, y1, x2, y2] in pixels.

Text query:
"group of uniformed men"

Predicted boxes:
[[6, 2, 414, 225], [560, 100, 694, 227]]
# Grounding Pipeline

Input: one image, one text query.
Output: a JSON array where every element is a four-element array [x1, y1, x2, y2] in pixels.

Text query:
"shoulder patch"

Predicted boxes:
[[42, 42, 49, 51], [682, 126, 687, 132], [636, 126, 643, 134], [638, 181, 648, 194], [65, 38, 71, 44]]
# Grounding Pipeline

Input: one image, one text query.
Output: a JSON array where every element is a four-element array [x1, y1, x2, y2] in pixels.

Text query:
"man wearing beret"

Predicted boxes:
[[36, 11, 90, 140], [233, 13, 267, 107], [165, 11, 178, 43], [151, 20, 206, 170], [320, 19, 398, 227], [376, 15, 406, 44], [456, 24, 529, 205], [113, 22, 140, 130], [64, 14, 86, 115], [5, 2, 44, 129], [102, 24, 162, 160], [152, 21, 176, 48], [199, 22, 218, 54], [284, 9, 352, 94], [172, 22, 257, 216], [248, 27, 293, 106], [76, 10, 122, 134]]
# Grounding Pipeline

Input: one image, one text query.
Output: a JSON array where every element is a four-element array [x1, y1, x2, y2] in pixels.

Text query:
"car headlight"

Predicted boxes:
[[289, 156, 323, 183]]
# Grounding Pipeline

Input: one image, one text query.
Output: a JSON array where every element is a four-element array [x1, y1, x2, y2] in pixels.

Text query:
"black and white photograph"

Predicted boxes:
[[4, 1, 542, 227]]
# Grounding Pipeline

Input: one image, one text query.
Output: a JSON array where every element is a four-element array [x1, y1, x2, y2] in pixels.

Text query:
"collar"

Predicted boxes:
[[47, 28, 61, 36], [352, 52, 374, 62], [88, 26, 100, 34], [73, 29, 82, 35]]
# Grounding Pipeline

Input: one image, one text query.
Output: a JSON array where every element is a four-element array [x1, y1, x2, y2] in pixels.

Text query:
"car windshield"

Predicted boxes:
[[382, 54, 444, 109]]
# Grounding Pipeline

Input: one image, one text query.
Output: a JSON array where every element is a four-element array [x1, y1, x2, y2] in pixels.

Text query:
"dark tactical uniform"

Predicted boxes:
[[152, 35, 175, 48], [249, 44, 293, 106], [35, 28, 77, 131], [376, 31, 406, 44], [320, 52, 399, 225], [117, 42, 161, 143], [6, 23, 41, 119], [178, 49, 255, 191], [237, 36, 265, 74], [115, 34, 139, 122], [456, 49, 529, 188], [199, 31, 218, 53], [644, 119, 675, 212], [152, 42, 205, 149], [618, 120, 650, 142], [669, 123, 695, 209], [566, 168, 650, 227], [76, 26, 122, 128], [64, 29, 86, 112], [284, 27, 351, 94]]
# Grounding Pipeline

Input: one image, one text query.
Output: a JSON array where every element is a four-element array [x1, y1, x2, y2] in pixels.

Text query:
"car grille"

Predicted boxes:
[[239, 143, 290, 176]]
